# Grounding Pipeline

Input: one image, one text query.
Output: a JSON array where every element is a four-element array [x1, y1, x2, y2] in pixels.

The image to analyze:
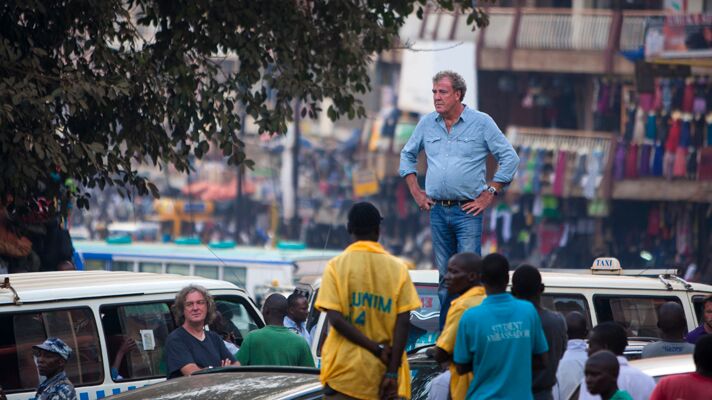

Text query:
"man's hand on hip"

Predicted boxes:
[[413, 189, 435, 211], [462, 191, 495, 216]]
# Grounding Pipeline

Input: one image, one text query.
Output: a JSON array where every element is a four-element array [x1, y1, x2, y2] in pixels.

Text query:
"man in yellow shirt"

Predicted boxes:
[[315, 202, 422, 399], [426, 252, 485, 400]]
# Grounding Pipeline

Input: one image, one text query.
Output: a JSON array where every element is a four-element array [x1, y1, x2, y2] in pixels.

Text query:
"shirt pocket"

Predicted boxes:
[[425, 136, 442, 156], [455, 134, 482, 158]]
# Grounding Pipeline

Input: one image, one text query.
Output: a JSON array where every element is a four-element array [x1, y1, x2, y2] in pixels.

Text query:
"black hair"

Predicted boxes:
[[263, 293, 289, 320], [694, 334, 712, 373], [287, 290, 307, 308], [481, 253, 510, 289], [656, 302, 687, 335], [512, 264, 542, 299], [451, 252, 483, 275], [347, 202, 382, 235], [586, 350, 620, 378], [590, 322, 628, 355], [566, 311, 588, 340], [704, 295, 712, 307]]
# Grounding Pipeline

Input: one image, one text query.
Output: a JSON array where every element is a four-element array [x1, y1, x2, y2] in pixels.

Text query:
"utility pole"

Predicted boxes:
[[234, 110, 247, 243], [291, 101, 301, 239]]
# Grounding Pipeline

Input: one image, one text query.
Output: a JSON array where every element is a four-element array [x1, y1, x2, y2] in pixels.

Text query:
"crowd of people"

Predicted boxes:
[[5, 70, 712, 400], [6, 201, 711, 400]]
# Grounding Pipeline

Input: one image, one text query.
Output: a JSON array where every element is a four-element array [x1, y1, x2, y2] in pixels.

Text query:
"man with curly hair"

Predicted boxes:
[[165, 285, 238, 378]]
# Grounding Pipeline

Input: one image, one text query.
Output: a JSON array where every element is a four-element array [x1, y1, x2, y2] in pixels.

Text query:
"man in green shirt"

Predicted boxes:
[[237, 293, 315, 367], [584, 350, 633, 400]]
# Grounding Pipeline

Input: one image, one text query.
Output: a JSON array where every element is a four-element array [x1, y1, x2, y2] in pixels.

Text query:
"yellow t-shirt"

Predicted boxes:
[[315, 241, 422, 400], [434, 285, 486, 400]]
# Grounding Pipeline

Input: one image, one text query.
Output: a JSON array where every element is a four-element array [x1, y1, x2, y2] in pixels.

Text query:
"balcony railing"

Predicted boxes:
[[515, 8, 612, 50], [412, 7, 667, 68]]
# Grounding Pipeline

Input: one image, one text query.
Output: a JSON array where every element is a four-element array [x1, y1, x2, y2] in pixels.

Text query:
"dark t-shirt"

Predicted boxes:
[[165, 326, 235, 379], [685, 325, 709, 344], [533, 308, 568, 394]]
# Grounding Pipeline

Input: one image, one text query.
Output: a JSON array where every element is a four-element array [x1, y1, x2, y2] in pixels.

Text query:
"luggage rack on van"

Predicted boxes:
[[540, 257, 694, 291], [1, 277, 22, 305]]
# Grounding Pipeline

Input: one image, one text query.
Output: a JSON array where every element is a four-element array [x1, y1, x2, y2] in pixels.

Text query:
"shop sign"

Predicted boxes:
[[352, 169, 380, 198], [645, 14, 712, 61]]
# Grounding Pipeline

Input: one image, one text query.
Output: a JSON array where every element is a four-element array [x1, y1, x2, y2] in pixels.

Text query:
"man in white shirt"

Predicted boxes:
[[578, 322, 655, 400], [552, 312, 588, 400]]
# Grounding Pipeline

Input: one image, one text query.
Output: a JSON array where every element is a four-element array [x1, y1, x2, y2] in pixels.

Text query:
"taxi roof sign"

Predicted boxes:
[[591, 257, 622, 275]]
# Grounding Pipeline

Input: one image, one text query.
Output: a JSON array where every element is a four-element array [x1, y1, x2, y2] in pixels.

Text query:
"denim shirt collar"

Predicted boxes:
[[434, 104, 469, 123]]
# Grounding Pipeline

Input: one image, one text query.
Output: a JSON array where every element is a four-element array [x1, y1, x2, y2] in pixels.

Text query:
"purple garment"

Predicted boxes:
[[613, 141, 627, 181], [652, 143, 664, 177], [685, 325, 709, 344], [597, 83, 610, 113], [639, 93, 654, 113], [639, 144, 652, 176]]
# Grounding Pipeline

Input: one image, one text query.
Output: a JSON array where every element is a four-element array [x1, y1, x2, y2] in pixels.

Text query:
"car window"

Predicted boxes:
[[0, 307, 103, 392], [100, 302, 175, 381], [691, 295, 708, 326], [541, 293, 592, 328], [593, 295, 682, 338], [214, 297, 262, 345]]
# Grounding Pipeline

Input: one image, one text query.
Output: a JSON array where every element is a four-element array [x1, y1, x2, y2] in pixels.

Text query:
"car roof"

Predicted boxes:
[[407, 269, 712, 292], [0, 271, 246, 305], [105, 368, 321, 400], [75, 240, 340, 264], [628, 354, 695, 377]]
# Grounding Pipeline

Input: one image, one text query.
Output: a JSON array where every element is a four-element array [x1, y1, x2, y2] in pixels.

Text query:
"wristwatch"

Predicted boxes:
[[486, 186, 498, 196], [375, 343, 385, 358]]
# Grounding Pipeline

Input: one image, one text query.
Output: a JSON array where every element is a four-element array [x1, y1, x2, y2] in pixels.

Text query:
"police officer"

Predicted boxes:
[[33, 337, 77, 400]]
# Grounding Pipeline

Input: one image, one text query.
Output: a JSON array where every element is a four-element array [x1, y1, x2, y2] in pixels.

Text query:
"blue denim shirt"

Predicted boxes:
[[283, 316, 311, 345], [399, 106, 520, 200]]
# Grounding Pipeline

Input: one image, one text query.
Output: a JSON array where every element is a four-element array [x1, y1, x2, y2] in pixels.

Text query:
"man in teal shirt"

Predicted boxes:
[[453, 253, 548, 399], [237, 294, 314, 367]]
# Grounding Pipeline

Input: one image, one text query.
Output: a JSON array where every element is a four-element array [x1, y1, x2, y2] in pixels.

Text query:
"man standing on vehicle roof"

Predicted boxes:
[[315, 202, 422, 399], [399, 70, 519, 328], [165, 285, 238, 378], [686, 295, 712, 344], [33, 337, 77, 400]]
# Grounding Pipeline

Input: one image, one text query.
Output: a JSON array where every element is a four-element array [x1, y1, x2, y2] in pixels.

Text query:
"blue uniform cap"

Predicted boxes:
[[33, 337, 73, 360]]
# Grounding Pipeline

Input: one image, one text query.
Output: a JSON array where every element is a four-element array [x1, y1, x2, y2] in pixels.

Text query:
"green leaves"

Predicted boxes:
[[0, 0, 489, 216]]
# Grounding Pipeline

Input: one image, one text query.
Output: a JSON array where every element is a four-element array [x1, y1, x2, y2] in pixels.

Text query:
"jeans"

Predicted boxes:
[[430, 203, 482, 328]]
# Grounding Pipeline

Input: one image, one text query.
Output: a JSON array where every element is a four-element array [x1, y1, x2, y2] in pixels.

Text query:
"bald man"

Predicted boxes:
[[641, 302, 694, 359], [585, 351, 632, 400], [237, 293, 314, 367], [553, 312, 588, 400]]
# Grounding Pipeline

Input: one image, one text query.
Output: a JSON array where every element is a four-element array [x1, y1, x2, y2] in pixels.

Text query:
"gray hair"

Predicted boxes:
[[172, 284, 217, 326], [433, 70, 466, 101]]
